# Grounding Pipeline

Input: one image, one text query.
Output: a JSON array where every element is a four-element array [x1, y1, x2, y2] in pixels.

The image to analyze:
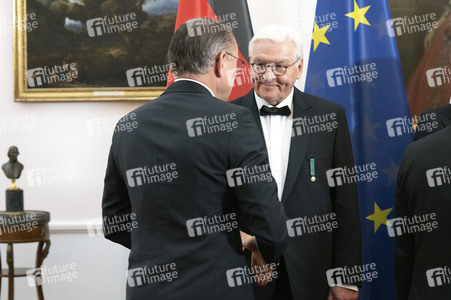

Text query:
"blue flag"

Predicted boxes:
[[305, 1, 412, 299]]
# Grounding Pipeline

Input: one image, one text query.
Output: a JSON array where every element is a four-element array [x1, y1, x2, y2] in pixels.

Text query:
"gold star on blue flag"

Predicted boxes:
[[305, 1, 412, 298], [345, 1, 371, 30]]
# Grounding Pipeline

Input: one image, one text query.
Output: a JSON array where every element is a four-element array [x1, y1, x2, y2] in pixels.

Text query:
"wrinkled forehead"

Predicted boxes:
[[250, 40, 297, 61]]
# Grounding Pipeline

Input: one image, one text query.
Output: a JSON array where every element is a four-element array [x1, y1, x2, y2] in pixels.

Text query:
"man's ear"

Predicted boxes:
[[296, 59, 304, 80], [214, 51, 227, 77]]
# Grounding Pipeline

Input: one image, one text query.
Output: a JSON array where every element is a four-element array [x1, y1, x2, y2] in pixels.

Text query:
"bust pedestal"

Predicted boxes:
[[5, 189, 24, 213], [0, 210, 51, 300]]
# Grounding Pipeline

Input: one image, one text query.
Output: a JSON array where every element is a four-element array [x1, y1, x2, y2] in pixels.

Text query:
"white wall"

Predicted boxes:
[[248, 0, 317, 90], [0, 1, 316, 299]]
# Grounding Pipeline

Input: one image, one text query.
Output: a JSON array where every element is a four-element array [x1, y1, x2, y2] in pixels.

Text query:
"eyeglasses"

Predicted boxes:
[[250, 59, 300, 76], [225, 52, 245, 68]]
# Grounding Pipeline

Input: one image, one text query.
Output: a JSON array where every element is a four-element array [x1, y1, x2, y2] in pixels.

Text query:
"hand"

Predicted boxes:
[[250, 248, 273, 287], [241, 232, 258, 252], [327, 286, 358, 300], [241, 232, 273, 287]]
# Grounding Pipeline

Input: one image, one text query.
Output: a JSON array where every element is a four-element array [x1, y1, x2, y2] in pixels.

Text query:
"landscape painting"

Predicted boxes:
[[14, 0, 179, 102]]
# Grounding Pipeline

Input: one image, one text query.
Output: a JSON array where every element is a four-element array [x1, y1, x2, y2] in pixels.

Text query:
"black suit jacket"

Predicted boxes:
[[102, 81, 288, 300], [413, 104, 451, 140], [232, 89, 362, 299], [395, 126, 451, 299]]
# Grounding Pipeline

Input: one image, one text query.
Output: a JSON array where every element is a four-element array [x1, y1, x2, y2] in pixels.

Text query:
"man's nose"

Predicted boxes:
[[261, 66, 276, 81]]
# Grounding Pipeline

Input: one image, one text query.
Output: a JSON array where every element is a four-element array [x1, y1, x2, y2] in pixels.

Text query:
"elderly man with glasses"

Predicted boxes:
[[232, 24, 362, 300]]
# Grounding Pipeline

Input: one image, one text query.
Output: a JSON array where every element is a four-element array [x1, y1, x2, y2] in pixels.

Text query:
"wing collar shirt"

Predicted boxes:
[[255, 88, 294, 201]]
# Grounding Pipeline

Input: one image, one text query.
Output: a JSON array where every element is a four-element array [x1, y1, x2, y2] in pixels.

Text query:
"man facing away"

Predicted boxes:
[[413, 103, 451, 140], [102, 18, 288, 300], [233, 24, 362, 300], [395, 125, 451, 299]]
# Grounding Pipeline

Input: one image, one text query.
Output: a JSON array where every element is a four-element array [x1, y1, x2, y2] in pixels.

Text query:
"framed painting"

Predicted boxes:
[[14, 0, 178, 102], [387, 0, 450, 117]]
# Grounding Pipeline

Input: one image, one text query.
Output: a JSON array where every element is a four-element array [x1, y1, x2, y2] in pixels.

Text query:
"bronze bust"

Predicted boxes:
[[2, 146, 24, 180]]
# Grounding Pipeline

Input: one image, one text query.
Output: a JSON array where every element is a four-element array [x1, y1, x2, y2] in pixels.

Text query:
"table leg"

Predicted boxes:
[[0, 245, 2, 295], [35, 241, 50, 300], [6, 243, 13, 300]]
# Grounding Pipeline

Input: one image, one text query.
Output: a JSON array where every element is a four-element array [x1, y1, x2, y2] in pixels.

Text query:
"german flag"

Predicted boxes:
[[167, 0, 253, 101]]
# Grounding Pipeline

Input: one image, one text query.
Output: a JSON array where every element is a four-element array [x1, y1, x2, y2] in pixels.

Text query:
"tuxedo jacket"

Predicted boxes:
[[414, 104, 451, 140], [102, 81, 288, 300], [395, 126, 451, 300], [232, 88, 362, 299]]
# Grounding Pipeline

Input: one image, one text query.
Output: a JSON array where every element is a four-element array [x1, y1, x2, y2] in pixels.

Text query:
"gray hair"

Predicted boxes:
[[168, 18, 237, 75], [249, 24, 303, 61]]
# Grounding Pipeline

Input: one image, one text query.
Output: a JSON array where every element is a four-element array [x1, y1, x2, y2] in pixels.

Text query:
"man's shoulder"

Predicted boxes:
[[133, 84, 252, 116], [405, 126, 451, 160], [295, 89, 344, 111], [420, 104, 451, 119], [230, 90, 253, 106], [212, 100, 254, 117]]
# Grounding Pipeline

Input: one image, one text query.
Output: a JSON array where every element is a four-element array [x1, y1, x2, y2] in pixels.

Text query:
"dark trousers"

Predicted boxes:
[[271, 257, 293, 300]]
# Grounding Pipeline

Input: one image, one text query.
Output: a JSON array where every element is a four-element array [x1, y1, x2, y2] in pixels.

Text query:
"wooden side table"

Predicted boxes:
[[0, 211, 50, 300]]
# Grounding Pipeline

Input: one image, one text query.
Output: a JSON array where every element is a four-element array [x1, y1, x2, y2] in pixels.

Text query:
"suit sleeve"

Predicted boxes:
[[332, 106, 362, 271], [228, 108, 288, 262], [102, 142, 132, 249], [393, 148, 414, 300]]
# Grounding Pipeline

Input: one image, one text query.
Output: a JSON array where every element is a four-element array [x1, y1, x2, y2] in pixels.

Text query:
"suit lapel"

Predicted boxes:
[[239, 92, 265, 139], [281, 90, 315, 203]]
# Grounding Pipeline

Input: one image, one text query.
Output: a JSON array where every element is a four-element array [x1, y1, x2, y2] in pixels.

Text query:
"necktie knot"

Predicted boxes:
[[260, 105, 291, 116]]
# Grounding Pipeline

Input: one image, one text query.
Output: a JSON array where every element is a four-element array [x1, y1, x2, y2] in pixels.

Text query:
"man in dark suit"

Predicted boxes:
[[102, 18, 288, 300], [413, 103, 451, 140], [394, 126, 451, 299], [232, 24, 362, 300]]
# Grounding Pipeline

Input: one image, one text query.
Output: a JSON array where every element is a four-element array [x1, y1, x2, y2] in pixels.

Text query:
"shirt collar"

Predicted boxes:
[[174, 78, 215, 97], [254, 88, 294, 111]]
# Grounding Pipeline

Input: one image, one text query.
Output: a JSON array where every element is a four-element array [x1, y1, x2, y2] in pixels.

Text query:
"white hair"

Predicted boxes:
[[249, 24, 303, 60]]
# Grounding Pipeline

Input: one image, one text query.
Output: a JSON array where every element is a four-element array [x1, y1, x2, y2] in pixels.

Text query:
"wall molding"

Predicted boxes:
[[49, 221, 97, 234]]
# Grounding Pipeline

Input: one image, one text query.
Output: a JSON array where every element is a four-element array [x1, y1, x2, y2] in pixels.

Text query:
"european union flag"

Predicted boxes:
[[305, 1, 413, 299]]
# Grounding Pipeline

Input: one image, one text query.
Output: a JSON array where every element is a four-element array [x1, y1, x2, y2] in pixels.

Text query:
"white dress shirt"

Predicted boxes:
[[255, 89, 294, 201], [255, 89, 358, 293]]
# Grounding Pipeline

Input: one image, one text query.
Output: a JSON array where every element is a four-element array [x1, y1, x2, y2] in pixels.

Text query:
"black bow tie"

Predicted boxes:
[[260, 105, 291, 116]]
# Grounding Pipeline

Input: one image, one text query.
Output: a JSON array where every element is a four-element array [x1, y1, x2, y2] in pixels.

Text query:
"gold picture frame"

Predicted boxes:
[[14, 0, 177, 102]]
